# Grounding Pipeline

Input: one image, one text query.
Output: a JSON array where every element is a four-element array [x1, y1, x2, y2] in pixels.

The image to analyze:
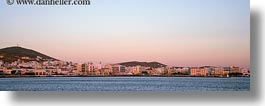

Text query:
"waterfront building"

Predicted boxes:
[[112, 65, 126, 75], [4, 69, 12, 75], [75, 63, 89, 75], [0, 60, 3, 66], [155, 67, 165, 75], [174, 67, 190, 75], [60, 68, 70, 75], [125, 65, 144, 75], [230, 66, 241, 73], [34, 69, 46, 76], [94, 62, 103, 70], [87, 63, 95, 72], [0, 67, 7, 75], [190, 67, 208, 76], [81, 63, 88, 75], [44, 68, 59, 75], [99, 68, 111, 76], [76, 64, 82, 74], [11, 69, 23, 75], [241, 68, 250, 77], [213, 67, 225, 77]]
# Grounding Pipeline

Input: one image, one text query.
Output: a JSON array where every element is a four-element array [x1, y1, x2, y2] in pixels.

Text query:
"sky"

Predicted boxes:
[[0, 0, 250, 67]]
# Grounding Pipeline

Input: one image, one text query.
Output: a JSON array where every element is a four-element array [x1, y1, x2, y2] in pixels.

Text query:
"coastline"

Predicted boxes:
[[0, 75, 249, 78]]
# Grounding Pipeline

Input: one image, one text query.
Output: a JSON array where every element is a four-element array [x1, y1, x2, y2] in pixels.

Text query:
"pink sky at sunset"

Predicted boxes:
[[0, 0, 250, 68]]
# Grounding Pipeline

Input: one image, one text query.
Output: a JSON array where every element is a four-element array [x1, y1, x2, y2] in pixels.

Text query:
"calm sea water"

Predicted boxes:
[[0, 77, 250, 91]]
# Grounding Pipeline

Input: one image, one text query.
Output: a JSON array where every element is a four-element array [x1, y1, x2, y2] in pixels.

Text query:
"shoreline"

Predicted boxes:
[[0, 75, 249, 78]]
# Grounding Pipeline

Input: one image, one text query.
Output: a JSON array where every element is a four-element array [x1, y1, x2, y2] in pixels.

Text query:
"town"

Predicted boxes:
[[0, 57, 250, 78]]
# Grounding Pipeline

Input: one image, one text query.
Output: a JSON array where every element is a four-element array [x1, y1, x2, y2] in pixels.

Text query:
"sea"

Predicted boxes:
[[0, 77, 250, 91]]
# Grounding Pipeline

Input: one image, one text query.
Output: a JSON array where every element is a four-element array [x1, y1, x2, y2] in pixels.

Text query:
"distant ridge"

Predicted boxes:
[[118, 61, 166, 68], [0, 46, 57, 63]]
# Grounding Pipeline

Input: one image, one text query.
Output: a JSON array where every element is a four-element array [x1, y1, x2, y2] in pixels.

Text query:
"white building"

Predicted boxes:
[[0, 60, 3, 66]]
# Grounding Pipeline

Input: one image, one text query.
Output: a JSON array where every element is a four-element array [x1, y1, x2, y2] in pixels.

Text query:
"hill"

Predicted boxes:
[[0, 46, 57, 63], [118, 61, 166, 68]]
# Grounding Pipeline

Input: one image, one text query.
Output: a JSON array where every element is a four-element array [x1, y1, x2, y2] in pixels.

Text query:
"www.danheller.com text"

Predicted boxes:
[[6, 0, 91, 5]]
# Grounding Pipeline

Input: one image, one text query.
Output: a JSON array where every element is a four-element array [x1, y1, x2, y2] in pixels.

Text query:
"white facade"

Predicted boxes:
[[0, 60, 3, 66]]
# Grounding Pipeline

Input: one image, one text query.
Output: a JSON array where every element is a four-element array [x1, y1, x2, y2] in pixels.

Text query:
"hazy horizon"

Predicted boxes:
[[0, 0, 250, 68]]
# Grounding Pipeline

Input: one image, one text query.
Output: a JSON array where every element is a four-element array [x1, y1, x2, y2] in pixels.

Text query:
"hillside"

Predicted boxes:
[[0, 46, 57, 63], [119, 61, 166, 68]]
